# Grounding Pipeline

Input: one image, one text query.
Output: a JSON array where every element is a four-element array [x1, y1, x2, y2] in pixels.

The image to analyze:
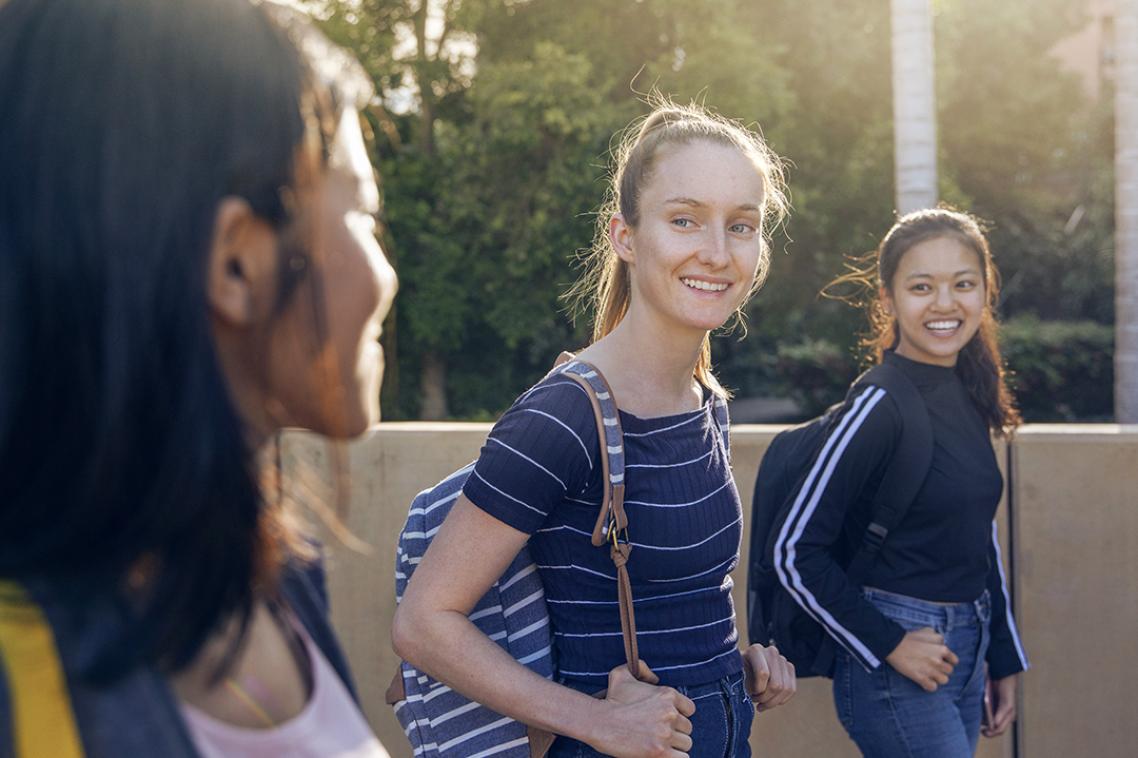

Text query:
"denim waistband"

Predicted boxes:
[[673, 670, 745, 699], [862, 587, 991, 630]]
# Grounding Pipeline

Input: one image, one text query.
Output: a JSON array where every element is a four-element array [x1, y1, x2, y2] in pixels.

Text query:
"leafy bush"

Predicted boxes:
[[1001, 317, 1113, 421], [767, 318, 1114, 422], [773, 338, 859, 418]]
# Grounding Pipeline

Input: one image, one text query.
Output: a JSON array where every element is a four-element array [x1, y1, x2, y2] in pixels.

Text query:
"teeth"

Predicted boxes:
[[926, 320, 961, 330], [681, 278, 729, 292]]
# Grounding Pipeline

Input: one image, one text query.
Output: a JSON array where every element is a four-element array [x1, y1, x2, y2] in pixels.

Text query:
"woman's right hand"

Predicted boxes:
[[885, 627, 958, 692], [592, 662, 696, 757]]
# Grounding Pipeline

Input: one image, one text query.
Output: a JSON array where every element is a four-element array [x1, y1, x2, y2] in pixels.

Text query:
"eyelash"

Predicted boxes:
[[671, 218, 756, 234], [910, 281, 977, 292]]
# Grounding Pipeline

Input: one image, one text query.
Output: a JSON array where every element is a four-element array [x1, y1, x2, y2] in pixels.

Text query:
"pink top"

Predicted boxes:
[[179, 620, 389, 758]]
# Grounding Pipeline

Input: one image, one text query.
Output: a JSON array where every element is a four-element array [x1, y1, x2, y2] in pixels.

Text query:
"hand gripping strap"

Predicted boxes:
[[0, 581, 85, 758]]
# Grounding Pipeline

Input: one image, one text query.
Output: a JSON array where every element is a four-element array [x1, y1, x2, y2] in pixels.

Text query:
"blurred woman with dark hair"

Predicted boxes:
[[0, 0, 395, 754]]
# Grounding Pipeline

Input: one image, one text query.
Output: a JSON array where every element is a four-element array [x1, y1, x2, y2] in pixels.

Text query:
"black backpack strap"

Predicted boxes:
[[844, 362, 934, 584]]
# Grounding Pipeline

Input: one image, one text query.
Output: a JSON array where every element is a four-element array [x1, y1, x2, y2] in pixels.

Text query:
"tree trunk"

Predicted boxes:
[[1116, 0, 1138, 421], [891, 0, 938, 215], [420, 351, 449, 420]]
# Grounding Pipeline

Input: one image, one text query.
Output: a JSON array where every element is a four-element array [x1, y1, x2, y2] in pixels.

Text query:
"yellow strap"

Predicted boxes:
[[0, 580, 85, 758]]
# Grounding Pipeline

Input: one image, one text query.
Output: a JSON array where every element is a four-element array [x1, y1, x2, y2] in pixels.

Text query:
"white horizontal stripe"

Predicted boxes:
[[469, 604, 504, 622], [518, 645, 552, 665], [646, 555, 736, 583], [468, 736, 531, 758], [626, 448, 713, 469], [507, 617, 550, 642], [471, 470, 546, 516], [535, 524, 594, 539], [410, 462, 475, 502], [535, 563, 616, 581], [624, 479, 732, 509], [650, 646, 740, 672], [991, 521, 1030, 670], [555, 613, 734, 638], [421, 683, 453, 702], [523, 378, 591, 405], [429, 699, 481, 727], [408, 488, 462, 519], [503, 589, 544, 617], [498, 562, 538, 591], [622, 411, 703, 437], [487, 438, 567, 489], [773, 386, 885, 669], [436, 716, 515, 752], [521, 407, 594, 470], [559, 646, 738, 678], [632, 516, 741, 552], [546, 584, 721, 605]]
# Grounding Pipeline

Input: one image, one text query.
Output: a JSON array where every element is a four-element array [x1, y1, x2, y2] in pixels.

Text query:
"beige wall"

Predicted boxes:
[[281, 424, 1135, 757]]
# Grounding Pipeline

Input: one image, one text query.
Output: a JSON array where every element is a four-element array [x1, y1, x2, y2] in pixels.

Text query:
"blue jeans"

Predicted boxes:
[[833, 588, 991, 758], [548, 671, 754, 758]]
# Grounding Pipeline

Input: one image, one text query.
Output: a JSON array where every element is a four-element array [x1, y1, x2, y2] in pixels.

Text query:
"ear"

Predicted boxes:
[[879, 285, 894, 317], [207, 197, 279, 328], [609, 213, 635, 264]]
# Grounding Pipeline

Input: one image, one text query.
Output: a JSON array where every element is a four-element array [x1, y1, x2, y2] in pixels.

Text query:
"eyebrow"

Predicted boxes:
[[663, 197, 761, 213], [904, 268, 981, 281]]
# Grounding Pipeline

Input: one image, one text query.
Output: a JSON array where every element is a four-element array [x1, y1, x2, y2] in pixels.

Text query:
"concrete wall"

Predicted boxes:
[[281, 424, 1137, 757]]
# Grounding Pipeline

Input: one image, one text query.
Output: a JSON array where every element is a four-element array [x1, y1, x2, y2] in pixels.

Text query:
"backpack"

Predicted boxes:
[[386, 356, 639, 758], [746, 361, 933, 678]]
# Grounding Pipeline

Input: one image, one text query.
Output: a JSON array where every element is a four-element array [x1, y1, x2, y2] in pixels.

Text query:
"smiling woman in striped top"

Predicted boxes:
[[392, 101, 797, 757]]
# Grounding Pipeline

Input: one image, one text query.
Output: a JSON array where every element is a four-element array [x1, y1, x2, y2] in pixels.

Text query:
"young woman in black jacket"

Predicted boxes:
[[774, 208, 1029, 756]]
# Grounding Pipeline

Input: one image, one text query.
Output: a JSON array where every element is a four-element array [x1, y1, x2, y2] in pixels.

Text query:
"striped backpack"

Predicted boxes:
[[387, 355, 642, 757]]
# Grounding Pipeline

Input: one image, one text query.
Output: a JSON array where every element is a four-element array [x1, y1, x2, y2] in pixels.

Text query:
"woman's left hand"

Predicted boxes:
[[981, 673, 1019, 738], [741, 644, 796, 713]]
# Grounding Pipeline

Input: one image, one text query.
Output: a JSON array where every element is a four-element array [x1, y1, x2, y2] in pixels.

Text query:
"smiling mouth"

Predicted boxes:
[[925, 319, 962, 335], [680, 277, 730, 292]]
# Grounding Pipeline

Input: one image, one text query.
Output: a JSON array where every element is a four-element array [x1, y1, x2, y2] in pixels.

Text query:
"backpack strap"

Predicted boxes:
[[553, 354, 643, 680], [0, 581, 85, 758], [844, 361, 935, 584]]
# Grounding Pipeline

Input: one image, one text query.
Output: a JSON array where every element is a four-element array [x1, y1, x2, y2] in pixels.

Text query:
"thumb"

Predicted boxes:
[[635, 659, 660, 684]]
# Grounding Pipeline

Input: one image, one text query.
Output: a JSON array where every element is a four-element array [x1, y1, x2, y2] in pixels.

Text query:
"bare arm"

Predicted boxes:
[[392, 495, 694, 757]]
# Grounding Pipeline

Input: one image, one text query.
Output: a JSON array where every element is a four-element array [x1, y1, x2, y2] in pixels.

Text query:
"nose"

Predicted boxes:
[[696, 226, 730, 268], [933, 283, 955, 310]]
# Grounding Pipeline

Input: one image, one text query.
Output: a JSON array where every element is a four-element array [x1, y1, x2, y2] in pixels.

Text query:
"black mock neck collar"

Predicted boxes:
[[883, 349, 958, 388]]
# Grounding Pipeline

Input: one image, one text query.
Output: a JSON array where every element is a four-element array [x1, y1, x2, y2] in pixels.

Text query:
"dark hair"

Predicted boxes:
[[569, 98, 788, 396], [0, 0, 358, 678], [827, 207, 1021, 435]]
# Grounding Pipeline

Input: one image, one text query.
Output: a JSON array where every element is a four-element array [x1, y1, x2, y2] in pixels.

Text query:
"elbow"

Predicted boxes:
[[391, 603, 422, 663]]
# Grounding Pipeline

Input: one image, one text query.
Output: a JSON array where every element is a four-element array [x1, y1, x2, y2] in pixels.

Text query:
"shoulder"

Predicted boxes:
[[826, 382, 904, 455], [491, 369, 600, 452]]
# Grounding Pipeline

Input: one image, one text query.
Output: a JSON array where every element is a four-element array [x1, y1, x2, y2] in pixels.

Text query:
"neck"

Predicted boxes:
[[578, 308, 707, 417]]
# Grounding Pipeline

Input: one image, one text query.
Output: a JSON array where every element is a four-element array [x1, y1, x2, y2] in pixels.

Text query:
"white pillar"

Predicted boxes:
[[1116, 0, 1138, 421], [891, 0, 938, 215]]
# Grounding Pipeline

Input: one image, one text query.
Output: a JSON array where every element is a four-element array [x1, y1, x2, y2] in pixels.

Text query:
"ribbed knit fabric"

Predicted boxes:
[[464, 373, 744, 688]]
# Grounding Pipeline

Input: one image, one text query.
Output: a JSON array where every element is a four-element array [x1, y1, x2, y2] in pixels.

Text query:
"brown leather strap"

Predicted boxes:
[[384, 668, 405, 705], [611, 542, 640, 679], [556, 356, 642, 682]]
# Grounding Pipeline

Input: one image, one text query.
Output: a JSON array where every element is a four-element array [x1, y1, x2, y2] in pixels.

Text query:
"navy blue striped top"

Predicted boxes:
[[463, 372, 744, 688]]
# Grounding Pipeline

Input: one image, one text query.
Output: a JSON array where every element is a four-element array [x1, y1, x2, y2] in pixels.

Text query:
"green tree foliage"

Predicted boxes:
[[310, 0, 1114, 420]]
